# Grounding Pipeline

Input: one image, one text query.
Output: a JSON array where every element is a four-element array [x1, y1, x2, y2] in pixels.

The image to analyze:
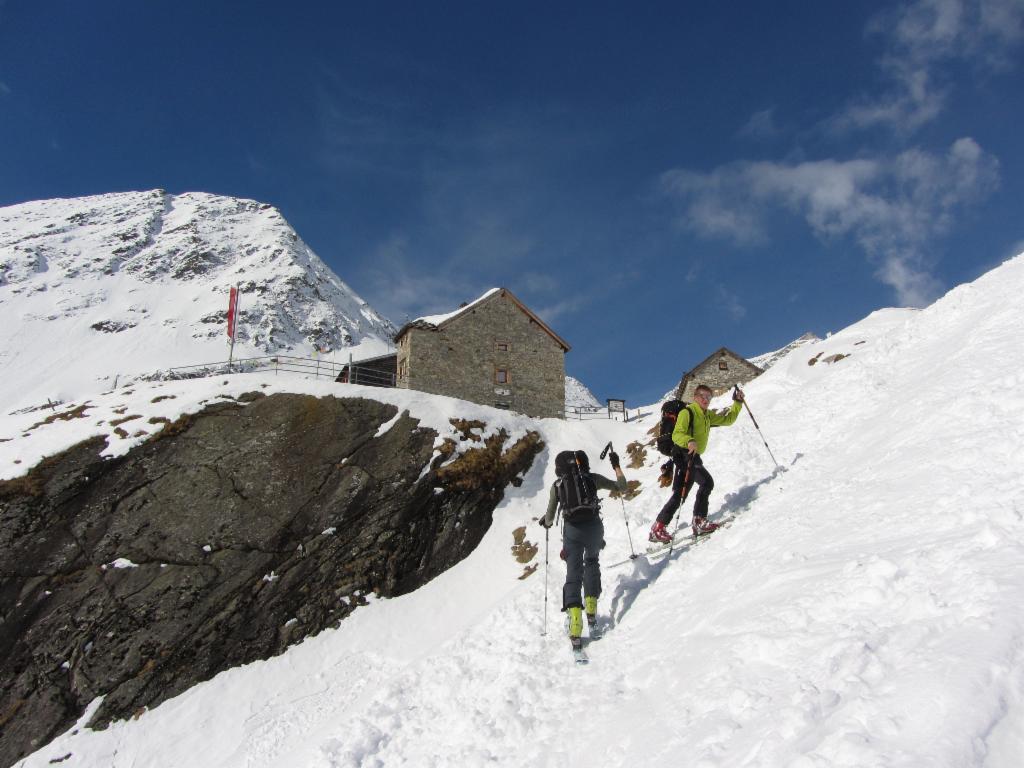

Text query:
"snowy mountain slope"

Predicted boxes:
[[565, 374, 603, 410], [0, 190, 395, 412], [748, 330, 819, 370], [11, 253, 1024, 767]]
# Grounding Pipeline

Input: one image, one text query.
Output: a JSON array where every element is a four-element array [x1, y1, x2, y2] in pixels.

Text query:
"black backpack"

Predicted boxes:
[[554, 450, 600, 520], [656, 400, 695, 456]]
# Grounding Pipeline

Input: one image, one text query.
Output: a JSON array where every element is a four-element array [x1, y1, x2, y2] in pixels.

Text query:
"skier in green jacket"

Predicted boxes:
[[649, 384, 743, 543]]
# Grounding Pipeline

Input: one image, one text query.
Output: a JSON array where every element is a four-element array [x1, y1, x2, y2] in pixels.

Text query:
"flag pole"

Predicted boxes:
[[227, 285, 239, 371]]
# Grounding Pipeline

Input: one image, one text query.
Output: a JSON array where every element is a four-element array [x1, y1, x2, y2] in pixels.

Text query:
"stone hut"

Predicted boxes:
[[676, 347, 763, 400], [335, 353, 397, 387], [394, 288, 570, 418]]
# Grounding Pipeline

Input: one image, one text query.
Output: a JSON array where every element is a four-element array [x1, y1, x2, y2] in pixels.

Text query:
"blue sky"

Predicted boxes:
[[2, 1, 1022, 405]]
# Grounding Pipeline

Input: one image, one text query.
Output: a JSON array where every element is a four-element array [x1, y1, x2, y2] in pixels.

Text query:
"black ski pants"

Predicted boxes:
[[561, 515, 604, 611], [656, 452, 714, 526]]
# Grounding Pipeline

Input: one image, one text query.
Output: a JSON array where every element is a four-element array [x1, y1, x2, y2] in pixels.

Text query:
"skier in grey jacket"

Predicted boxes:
[[540, 449, 627, 651]]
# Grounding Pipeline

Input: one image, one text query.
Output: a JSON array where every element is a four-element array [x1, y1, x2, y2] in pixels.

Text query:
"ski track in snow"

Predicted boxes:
[[11, 254, 1024, 767]]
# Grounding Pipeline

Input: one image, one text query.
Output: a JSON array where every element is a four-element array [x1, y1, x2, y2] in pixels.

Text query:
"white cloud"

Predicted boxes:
[[829, 64, 948, 135], [659, 138, 1000, 306], [359, 233, 488, 325], [451, 213, 535, 269], [533, 280, 624, 326], [532, 296, 590, 325], [885, 0, 1024, 67], [519, 272, 559, 295], [737, 108, 782, 140], [874, 250, 945, 307], [716, 286, 747, 322], [830, 0, 1024, 134], [661, 169, 770, 245], [684, 261, 701, 283]]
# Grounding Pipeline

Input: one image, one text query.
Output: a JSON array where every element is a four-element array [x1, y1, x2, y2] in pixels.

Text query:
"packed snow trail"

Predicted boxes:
[[15, 255, 1024, 767], [313, 255, 1024, 767]]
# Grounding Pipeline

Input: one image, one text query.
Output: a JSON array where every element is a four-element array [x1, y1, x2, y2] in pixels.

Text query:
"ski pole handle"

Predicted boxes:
[[599, 441, 613, 460]]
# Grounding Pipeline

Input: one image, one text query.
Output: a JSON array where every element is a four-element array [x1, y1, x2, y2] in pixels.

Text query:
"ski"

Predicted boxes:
[[687, 515, 735, 541], [608, 516, 735, 567], [644, 520, 729, 556], [572, 645, 589, 665]]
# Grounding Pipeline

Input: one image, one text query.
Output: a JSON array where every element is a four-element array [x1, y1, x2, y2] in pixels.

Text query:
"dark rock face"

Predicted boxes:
[[0, 393, 542, 767]]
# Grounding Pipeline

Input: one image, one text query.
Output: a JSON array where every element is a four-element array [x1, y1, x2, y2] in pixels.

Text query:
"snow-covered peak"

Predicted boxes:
[[565, 374, 602, 411], [0, 190, 396, 410], [750, 331, 820, 370]]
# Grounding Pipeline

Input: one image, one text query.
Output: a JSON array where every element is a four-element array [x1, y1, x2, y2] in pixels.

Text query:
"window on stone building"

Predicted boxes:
[[719, 360, 729, 370], [494, 401, 511, 410], [495, 368, 510, 384], [496, 341, 510, 352]]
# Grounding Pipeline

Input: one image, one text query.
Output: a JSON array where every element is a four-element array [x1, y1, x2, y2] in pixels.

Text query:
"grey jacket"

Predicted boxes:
[[543, 471, 627, 526]]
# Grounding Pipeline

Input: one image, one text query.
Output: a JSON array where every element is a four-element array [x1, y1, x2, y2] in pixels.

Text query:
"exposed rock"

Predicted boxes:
[[821, 353, 849, 364], [510, 526, 538, 565], [0, 393, 542, 767], [90, 320, 137, 333], [625, 441, 647, 469], [449, 418, 486, 442], [608, 479, 642, 501]]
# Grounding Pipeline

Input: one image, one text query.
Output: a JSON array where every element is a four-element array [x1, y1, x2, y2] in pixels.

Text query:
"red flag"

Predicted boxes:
[[227, 286, 238, 340]]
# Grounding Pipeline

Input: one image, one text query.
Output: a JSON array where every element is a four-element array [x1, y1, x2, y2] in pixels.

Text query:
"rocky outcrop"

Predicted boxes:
[[0, 393, 542, 767]]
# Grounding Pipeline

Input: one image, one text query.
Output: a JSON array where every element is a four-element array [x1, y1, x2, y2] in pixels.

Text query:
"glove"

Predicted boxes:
[[559, 548, 567, 561], [609, 451, 620, 470], [539, 516, 552, 529], [658, 461, 673, 487], [732, 387, 745, 402]]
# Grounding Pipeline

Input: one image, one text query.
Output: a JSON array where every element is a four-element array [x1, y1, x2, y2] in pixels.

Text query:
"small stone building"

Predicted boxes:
[[335, 353, 397, 387], [394, 288, 570, 418], [676, 347, 763, 400]]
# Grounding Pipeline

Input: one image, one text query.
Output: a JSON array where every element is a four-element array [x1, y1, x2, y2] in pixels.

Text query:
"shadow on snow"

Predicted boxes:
[[604, 458, 796, 628]]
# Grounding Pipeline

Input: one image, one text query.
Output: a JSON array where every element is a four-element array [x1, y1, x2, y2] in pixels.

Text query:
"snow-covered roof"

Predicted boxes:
[[394, 287, 570, 352], [686, 347, 764, 376], [414, 288, 501, 327]]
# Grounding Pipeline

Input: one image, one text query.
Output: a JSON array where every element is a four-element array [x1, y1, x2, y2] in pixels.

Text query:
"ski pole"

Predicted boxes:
[[735, 386, 779, 469], [619, 496, 637, 559], [601, 441, 637, 559], [669, 451, 696, 554], [542, 525, 549, 636]]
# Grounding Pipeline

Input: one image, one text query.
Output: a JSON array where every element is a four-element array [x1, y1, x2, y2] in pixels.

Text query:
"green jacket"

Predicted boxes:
[[672, 400, 742, 455]]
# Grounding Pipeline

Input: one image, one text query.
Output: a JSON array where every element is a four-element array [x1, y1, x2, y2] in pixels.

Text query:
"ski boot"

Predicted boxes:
[[585, 596, 602, 639], [566, 606, 584, 639], [567, 606, 589, 663], [649, 520, 672, 544], [692, 516, 720, 537]]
